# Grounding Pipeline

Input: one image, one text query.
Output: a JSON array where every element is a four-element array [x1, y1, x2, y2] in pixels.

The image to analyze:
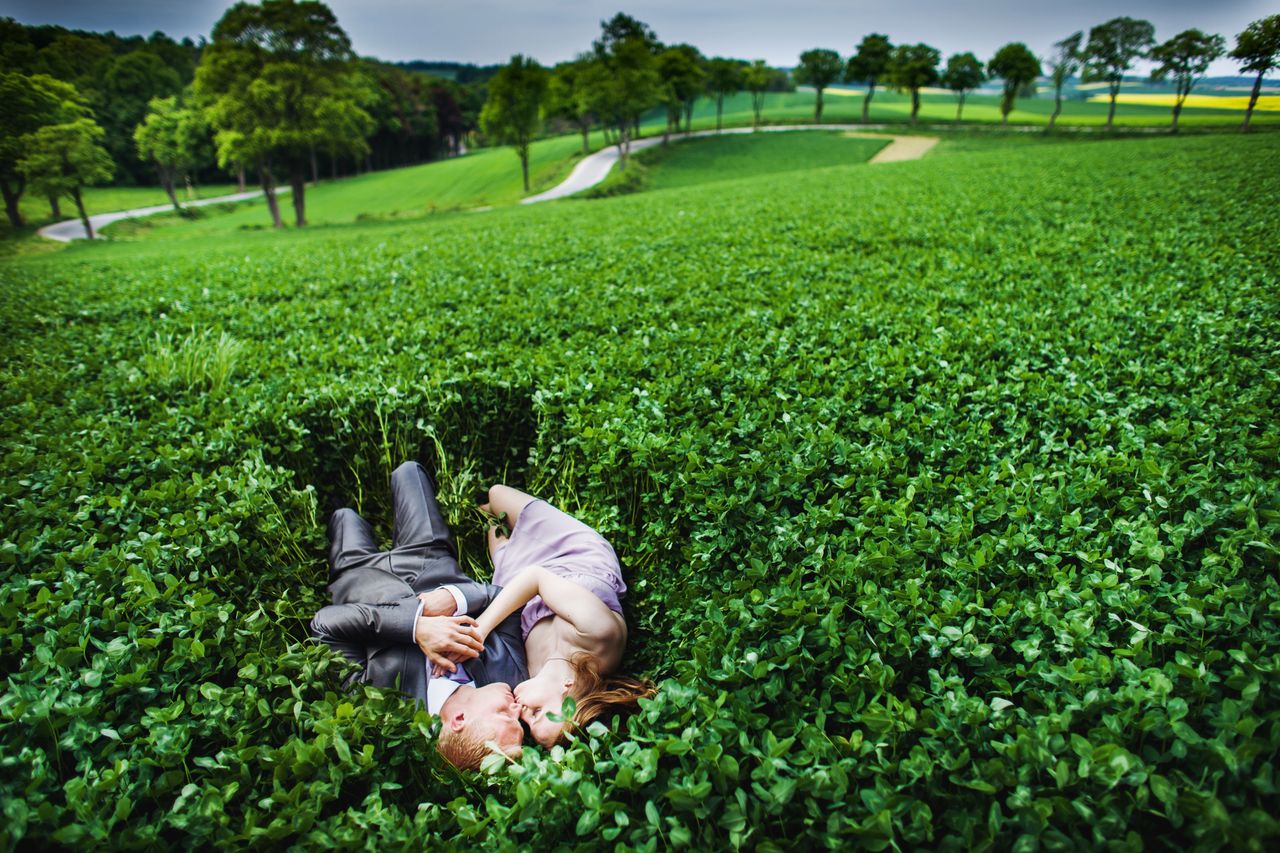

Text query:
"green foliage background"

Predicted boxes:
[[1, 132, 1278, 849]]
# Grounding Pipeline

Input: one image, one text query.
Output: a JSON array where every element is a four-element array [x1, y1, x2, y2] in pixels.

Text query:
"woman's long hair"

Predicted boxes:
[[563, 652, 655, 743]]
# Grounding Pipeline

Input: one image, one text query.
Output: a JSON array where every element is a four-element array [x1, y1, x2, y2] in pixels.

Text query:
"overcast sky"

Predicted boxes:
[[2, 0, 1272, 77]]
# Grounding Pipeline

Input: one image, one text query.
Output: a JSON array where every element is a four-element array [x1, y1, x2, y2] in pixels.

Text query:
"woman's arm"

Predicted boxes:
[[474, 565, 619, 644]]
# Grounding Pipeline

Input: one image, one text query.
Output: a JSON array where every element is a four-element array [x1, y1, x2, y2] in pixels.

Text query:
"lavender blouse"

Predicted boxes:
[[491, 500, 626, 640]]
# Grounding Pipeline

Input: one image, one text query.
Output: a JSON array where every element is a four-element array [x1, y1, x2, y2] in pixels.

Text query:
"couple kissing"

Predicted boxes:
[[310, 461, 653, 769]]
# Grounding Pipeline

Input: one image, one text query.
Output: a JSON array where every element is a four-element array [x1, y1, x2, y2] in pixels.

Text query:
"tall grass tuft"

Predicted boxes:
[[143, 328, 246, 393]]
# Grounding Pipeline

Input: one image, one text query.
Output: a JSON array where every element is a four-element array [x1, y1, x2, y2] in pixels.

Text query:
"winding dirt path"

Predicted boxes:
[[37, 187, 291, 242], [38, 126, 939, 238], [522, 125, 940, 204]]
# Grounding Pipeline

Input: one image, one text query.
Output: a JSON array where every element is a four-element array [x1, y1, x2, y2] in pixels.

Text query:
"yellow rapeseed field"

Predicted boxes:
[[1088, 93, 1280, 111]]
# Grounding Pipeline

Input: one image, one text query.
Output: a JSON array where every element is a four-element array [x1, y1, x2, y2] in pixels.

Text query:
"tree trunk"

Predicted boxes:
[[237, 165, 246, 193], [910, 88, 920, 124], [157, 163, 180, 211], [48, 194, 61, 219], [290, 165, 307, 226], [162, 176, 180, 211], [716, 95, 724, 132], [1049, 85, 1063, 131], [519, 145, 530, 192], [618, 123, 630, 170], [815, 87, 824, 123], [71, 185, 92, 239], [956, 93, 965, 123], [1106, 81, 1119, 130], [863, 80, 875, 123], [2, 177, 26, 227], [684, 100, 694, 133], [260, 167, 282, 228], [1171, 85, 1189, 134], [1242, 71, 1263, 131]]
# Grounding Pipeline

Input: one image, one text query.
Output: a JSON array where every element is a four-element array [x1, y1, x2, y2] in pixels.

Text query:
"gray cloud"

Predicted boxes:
[[3, 0, 1271, 76]]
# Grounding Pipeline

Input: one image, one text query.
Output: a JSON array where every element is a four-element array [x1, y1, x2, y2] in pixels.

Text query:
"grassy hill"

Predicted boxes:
[[103, 132, 606, 240], [585, 130, 888, 198], [683, 87, 1280, 129], [6, 83, 1267, 248], [1, 183, 239, 242], [4, 130, 1277, 848]]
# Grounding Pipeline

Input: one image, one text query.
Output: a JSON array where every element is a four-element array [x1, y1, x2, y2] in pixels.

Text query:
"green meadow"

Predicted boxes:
[[104, 132, 604, 241], [3, 128, 1277, 848], [695, 87, 1280, 129], [1, 183, 239, 239], [35, 86, 1266, 247], [629, 132, 888, 192]]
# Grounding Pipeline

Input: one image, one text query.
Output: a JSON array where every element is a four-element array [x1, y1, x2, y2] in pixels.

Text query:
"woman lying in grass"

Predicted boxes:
[[453, 485, 654, 747]]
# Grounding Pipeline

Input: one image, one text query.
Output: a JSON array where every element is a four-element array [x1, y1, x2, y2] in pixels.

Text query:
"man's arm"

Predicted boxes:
[[311, 598, 483, 669]]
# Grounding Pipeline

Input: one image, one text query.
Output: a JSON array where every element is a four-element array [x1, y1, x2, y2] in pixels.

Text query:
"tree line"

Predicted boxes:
[[0, 5, 491, 231], [3, 4, 1278, 233], [481, 12, 1279, 190]]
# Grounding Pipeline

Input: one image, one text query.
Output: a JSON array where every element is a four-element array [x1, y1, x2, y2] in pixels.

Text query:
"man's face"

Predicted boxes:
[[465, 682, 524, 755]]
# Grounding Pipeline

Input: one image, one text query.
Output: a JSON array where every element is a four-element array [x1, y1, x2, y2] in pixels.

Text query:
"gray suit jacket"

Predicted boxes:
[[310, 553, 528, 703]]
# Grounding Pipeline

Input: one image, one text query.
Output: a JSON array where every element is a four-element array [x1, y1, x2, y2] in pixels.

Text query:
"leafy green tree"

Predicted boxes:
[[1229, 15, 1280, 131], [194, 0, 373, 228], [1082, 17, 1156, 130], [479, 55, 548, 192], [33, 34, 113, 88], [97, 51, 183, 179], [0, 72, 85, 227], [845, 34, 893, 123], [706, 58, 744, 132], [1046, 32, 1083, 131], [1150, 29, 1226, 133], [18, 117, 113, 238], [658, 45, 705, 141], [134, 96, 197, 210], [592, 13, 660, 169], [340, 62, 418, 174], [546, 57, 600, 154], [988, 43, 1041, 126], [941, 52, 985, 122], [886, 43, 940, 124], [743, 60, 773, 130], [173, 104, 214, 196], [794, 48, 843, 123]]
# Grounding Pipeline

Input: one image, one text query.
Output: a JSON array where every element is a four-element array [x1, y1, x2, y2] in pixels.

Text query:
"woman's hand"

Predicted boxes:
[[414, 615, 483, 674]]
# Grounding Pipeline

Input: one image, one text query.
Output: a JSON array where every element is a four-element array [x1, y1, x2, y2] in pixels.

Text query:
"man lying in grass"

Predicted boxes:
[[310, 461, 528, 769], [311, 462, 652, 768]]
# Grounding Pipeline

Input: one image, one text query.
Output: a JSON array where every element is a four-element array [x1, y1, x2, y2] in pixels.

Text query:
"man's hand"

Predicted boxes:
[[415, 615, 483, 674], [418, 588, 457, 617]]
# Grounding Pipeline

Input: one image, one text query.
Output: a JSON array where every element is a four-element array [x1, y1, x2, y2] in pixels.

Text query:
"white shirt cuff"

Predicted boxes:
[[440, 584, 467, 616]]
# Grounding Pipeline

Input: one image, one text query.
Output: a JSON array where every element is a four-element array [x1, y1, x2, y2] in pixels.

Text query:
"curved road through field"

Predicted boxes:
[[37, 187, 291, 242], [522, 125, 939, 204], [38, 127, 937, 239]]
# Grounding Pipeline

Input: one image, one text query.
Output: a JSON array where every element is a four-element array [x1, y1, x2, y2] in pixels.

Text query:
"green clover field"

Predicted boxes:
[[2, 129, 1278, 849]]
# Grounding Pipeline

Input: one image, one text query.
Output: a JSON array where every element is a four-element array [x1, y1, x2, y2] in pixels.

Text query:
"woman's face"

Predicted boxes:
[[514, 674, 569, 748]]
